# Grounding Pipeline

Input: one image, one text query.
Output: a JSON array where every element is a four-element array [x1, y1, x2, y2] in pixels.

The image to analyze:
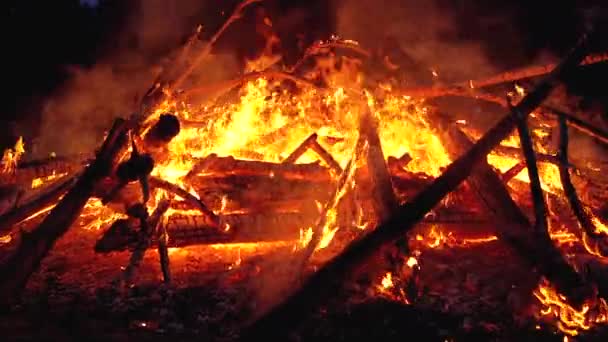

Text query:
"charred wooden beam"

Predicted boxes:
[[547, 105, 608, 146], [283, 133, 319, 164], [557, 114, 608, 254], [309, 139, 343, 175], [283, 133, 343, 174], [240, 30, 594, 340], [493, 145, 565, 167], [509, 99, 549, 234], [149, 176, 219, 227], [0, 119, 129, 304], [0, 173, 79, 234], [501, 160, 527, 183], [360, 110, 399, 220]]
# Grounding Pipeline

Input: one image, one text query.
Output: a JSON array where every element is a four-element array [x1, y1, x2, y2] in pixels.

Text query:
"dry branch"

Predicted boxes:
[[283, 133, 319, 164], [0, 119, 129, 304]]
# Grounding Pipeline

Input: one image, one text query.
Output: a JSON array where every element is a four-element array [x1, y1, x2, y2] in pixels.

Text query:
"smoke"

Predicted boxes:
[[334, 0, 504, 82], [30, 0, 240, 158]]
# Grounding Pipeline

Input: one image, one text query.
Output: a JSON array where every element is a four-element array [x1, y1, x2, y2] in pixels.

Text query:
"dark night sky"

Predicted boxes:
[[2, 0, 606, 150]]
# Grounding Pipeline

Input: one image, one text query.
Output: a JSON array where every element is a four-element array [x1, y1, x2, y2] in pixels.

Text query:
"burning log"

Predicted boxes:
[[283, 133, 342, 174], [0, 172, 79, 235], [186, 154, 332, 181], [0, 119, 129, 304], [148, 176, 219, 227], [240, 29, 594, 340], [360, 110, 399, 220], [556, 114, 608, 254]]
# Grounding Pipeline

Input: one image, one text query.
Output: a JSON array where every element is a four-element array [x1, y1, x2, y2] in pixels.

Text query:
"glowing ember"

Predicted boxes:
[[81, 198, 128, 230], [381, 272, 394, 289], [0, 234, 12, 244], [534, 279, 608, 336], [414, 226, 497, 249], [31, 171, 68, 189], [406, 256, 418, 268]]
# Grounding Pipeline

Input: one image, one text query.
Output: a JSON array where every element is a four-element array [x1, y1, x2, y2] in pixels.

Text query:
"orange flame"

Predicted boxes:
[[534, 279, 608, 336]]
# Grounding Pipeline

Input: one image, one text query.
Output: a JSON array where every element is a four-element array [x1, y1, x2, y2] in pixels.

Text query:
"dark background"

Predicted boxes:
[[2, 0, 607, 151]]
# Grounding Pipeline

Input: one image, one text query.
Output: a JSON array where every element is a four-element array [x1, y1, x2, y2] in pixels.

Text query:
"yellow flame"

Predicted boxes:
[[381, 272, 394, 289], [31, 171, 68, 189], [0, 234, 12, 244], [1, 136, 25, 174], [81, 198, 128, 230], [415, 226, 497, 249]]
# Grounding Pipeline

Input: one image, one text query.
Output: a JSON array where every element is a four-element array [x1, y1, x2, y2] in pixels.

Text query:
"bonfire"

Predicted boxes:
[[1, 1, 608, 340]]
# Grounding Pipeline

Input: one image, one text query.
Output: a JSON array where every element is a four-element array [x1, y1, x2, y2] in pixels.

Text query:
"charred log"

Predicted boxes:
[[143, 113, 181, 148]]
